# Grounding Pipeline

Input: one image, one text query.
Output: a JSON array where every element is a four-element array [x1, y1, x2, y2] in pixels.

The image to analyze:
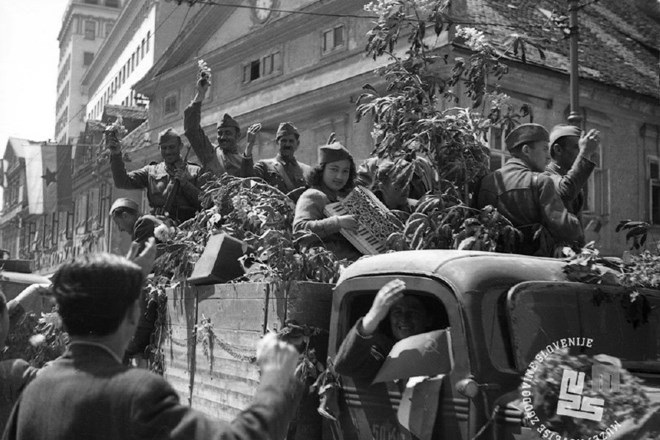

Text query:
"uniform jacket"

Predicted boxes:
[[183, 102, 253, 178], [133, 214, 165, 245], [293, 187, 361, 261], [544, 153, 595, 217], [110, 155, 202, 223], [476, 158, 584, 255], [333, 318, 394, 382], [3, 343, 300, 440], [253, 156, 311, 194]]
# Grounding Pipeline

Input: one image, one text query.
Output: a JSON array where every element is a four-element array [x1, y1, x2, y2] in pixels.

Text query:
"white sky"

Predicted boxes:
[[0, 0, 70, 156]]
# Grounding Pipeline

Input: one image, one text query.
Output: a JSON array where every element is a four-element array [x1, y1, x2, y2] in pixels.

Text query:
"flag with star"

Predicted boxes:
[[24, 143, 72, 214]]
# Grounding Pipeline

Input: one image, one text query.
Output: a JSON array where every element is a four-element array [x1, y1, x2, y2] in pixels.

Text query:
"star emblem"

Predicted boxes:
[[42, 168, 57, 186]]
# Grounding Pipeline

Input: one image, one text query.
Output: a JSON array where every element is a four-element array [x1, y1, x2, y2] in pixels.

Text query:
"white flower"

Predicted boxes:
[[29, 334, 46, 347], [455, 26, 488, 51], [154, 224, 174, 242]]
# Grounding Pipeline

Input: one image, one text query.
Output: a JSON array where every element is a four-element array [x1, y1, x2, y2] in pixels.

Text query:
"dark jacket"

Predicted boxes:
[[476, 158, 584, 255], [544, 154, 596, 217], [334, 318, 394, 382], [293, 187, 361, 261], [3, 343, 300, 440], [0, 360, 38, 433], [253, 156, 311, 194], [183, 102, 253, 178], [110, 156, 202, 223]]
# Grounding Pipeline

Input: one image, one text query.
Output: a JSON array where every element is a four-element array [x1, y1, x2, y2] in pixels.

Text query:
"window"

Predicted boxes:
[[105, 22, 113, 37], [146, 31, 151, 53], [322, 25, 345, 54], [84, 0, 98, 4], [242, 51, 281, 84], [649, 157, 660, 224], [131, 53, 135, 70], [83, 52, 94, 66], [487, 126, 509, 171], [84, 20, 96, 40], [164, 94, 178, 115], [141, 39, 146, 58], [105, 0, 119, 7]]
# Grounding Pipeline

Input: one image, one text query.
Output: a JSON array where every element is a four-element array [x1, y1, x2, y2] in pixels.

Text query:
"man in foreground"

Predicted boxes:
[[3, 240, 302, 440]]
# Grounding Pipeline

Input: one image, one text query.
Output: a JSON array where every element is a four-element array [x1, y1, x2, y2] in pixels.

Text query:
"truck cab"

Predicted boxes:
[[328, 250, 660, 440]]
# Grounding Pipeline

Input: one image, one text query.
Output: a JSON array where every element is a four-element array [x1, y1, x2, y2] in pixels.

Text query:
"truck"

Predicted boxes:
[[162, 250, 660, 440]]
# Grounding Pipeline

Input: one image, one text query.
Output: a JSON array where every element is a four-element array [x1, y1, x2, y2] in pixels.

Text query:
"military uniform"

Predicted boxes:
[[183, 102, 253, 177], [545, 158, 594, 217], [254, 155, 311, 194], [110, 155, 202, 223], [477, 158, 584, 255]]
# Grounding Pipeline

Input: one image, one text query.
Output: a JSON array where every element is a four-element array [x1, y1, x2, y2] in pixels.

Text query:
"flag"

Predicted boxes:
[[24, 143, 72, 214]]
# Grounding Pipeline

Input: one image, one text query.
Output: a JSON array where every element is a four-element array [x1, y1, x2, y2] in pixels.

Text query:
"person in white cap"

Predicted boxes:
[[109, 197, 165, 251]]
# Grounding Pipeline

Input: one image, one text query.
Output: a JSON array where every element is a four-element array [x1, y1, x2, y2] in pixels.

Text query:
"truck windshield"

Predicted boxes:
[[507, 282, 660, 372]]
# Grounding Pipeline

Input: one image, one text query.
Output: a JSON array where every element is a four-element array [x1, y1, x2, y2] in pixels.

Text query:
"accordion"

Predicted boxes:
[[323, 186, 401, 255]]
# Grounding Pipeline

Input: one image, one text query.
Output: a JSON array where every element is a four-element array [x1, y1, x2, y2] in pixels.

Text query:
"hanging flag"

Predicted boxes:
[[24, 143, 72, 214]]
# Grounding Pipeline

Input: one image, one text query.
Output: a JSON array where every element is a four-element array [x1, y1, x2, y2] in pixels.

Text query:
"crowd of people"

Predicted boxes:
[[0, 69, 605, 438]]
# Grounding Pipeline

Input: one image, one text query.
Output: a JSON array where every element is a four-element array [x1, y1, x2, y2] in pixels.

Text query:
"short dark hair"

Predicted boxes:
[[51, 253, 144, 336], [307, 159, 357, 193]]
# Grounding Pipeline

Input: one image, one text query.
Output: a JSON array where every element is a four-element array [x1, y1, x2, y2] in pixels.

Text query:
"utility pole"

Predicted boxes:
[[567, 0, 583, 127]]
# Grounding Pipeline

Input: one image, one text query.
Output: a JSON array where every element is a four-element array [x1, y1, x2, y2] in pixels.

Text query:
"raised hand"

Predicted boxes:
[[246, 123, 262, 155], [579, 128, 601, 158], [361, 279, 406, 335], [256, 331, 299, 376]]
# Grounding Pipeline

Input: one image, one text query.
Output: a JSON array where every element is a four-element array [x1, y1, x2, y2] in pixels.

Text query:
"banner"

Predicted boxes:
[[24, 143, 72, 214]]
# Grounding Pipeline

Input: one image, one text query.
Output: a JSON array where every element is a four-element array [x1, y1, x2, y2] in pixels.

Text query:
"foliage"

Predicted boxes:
[[357, 1, 547, 254], [526, 348, 649, 437], [616, 220, 650, 250], [4, 309, 68, 368]]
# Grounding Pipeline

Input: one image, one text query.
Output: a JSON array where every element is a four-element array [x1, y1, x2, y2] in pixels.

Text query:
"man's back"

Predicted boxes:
[[4, 343, 297, 440], [477, 158, 583, 255]]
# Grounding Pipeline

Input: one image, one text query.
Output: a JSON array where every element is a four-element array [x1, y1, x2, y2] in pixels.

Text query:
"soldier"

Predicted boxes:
[[545, 124, 601, 218], [476, 123, 584, 256], [183, 75, 259, 177], [108, 128, 203, 224], [373, 159, 418, 213], [253, 122, 311, 197]]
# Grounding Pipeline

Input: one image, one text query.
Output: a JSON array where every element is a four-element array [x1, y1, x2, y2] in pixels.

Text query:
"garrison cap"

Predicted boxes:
[[276, 122, 299, 140], [158, 128, 182, 145], [505, 123, 549, 151], [376, 159, 414, 186], [318, 142, 352, 165], [549, 124, 582, 146], [109, 198, 139, 216], [218, 113, 240, 135]]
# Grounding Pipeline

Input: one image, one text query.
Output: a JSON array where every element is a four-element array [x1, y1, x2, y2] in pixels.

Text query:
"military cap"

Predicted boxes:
[[158, 128, 182, 145], [505, 123, 549, 151], [549, 124, 582, 146], [276, 122, 299, 140], [318, 142, 352, 164], [218, 113, 240, 135], [109, 198, 139, 216]]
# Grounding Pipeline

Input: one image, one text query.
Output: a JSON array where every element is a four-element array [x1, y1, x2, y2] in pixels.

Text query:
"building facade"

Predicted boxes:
[[55, 0, 123, 144]]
